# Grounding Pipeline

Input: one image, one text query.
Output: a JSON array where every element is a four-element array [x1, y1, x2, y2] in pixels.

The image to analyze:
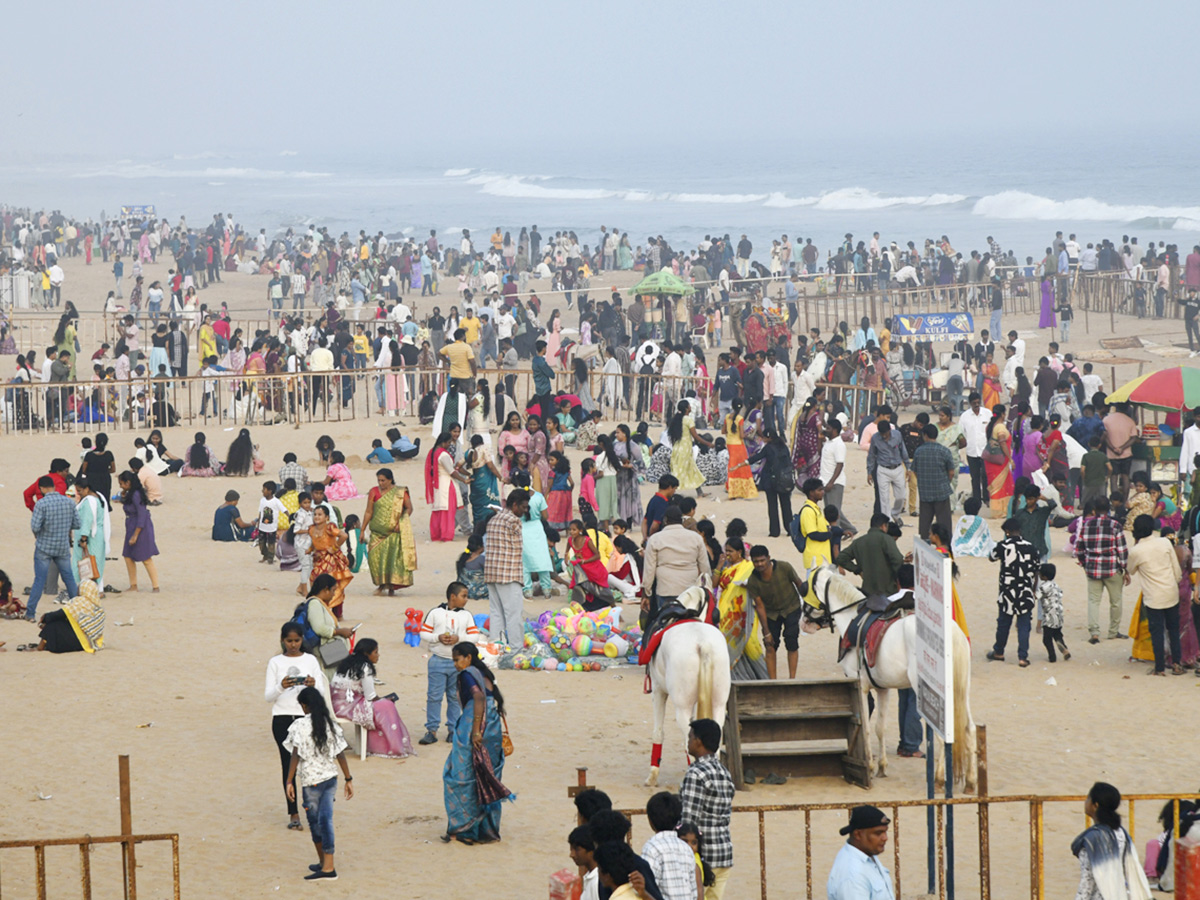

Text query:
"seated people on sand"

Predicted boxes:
[[386, 427, 421, 460], [213, 490, 256, 542]]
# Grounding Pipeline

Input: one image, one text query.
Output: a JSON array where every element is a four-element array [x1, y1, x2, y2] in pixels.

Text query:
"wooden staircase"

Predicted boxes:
[[722, 677, 872, 789]]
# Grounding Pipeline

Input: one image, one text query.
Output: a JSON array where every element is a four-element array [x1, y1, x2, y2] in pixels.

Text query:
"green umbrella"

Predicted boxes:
[[631, 269, 695, 296]]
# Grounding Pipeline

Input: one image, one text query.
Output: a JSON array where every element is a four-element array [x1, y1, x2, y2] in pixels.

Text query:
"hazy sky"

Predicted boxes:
[[4, 0, 1198, 163]]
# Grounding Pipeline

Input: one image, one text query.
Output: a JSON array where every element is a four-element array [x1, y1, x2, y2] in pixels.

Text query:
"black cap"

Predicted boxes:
[[839, 805, 890, 835]]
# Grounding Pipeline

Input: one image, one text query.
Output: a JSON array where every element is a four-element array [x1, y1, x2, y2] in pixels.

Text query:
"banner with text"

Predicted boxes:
[[914, 537, 954, 741], [892, 312, 974, 337]]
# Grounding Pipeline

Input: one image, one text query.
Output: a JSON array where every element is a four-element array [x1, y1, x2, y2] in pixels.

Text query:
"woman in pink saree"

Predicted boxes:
[[330, 639, 414, 758]]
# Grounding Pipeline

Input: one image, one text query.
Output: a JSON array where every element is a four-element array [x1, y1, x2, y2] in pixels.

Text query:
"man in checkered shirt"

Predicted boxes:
[[1073, 495, 1129, 643], [680, 719, 734, 899], [26, 476, 81, 621], [484, 489, 530, 646]]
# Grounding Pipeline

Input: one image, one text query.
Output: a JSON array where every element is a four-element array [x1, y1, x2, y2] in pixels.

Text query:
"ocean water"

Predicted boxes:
[[4, 134, 1196, 261]]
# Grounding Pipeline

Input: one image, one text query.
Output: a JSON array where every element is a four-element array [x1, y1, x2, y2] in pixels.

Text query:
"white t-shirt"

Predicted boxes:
[[257, 496, 287, 533], [820, 436, 847, 487], [282, 716, 348, 787], [264, 652, 326, 716]]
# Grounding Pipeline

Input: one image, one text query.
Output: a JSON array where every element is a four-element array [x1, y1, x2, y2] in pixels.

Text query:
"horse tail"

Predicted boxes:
[[951, 626, 972, 784], [697, 640, 714, 721]]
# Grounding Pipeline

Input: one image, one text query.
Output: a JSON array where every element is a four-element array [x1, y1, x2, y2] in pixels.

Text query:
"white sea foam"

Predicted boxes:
[[971, 190, 1200, 224], [443, 167, 473, 176], [71, 164, 331, 180], [765, 188, 966, 210]]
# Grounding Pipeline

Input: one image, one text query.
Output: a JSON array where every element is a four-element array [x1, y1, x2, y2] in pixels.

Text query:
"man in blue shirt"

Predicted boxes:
[[27, 477, 81, 620], [350, 272, 367, 310], [827, 805, 894, 900]]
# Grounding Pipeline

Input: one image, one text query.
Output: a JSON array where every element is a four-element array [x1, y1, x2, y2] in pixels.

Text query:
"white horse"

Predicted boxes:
[[645, 585, 732, 786], [803, 565, 977, 792]]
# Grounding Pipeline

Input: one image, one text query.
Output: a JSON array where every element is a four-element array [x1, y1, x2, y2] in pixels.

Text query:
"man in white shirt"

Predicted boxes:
[[1180, 408, 1200, 499], [391, 300, 412, 325], [1079, 243, 1098, 272], [959, 392, 993, 505], [494, 307, 515, 341], [1080, 363, 1103, 402], [768, 348, 789, 437], [821, 419, 856, 534], [48, 263, 64, 306], [661, 342, 682, 416]]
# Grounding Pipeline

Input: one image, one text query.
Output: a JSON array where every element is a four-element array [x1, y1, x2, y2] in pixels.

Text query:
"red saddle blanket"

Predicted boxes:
[[839, 614, 906, 668], [638, 617, 705, 666]]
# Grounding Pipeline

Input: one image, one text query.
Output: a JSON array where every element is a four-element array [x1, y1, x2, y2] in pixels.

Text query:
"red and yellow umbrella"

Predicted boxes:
[[1106, 366, 1200, 412]]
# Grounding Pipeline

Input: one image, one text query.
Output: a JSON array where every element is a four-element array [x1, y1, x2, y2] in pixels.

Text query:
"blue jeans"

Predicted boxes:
[[27, 551, 78, 620], [989, 309, 1002, 342], [1060, 318, 1071, 343], [301, 776, 337, 855], [771, 396, 786, 435], [896, 688, 923, 753], [425, 654, 462, 733], [993, 610, 1031, 661]]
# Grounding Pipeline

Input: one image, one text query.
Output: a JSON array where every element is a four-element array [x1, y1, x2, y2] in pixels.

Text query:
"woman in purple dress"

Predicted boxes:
[[1038, 275, 1057, 329], [119, 470, 160, 592]]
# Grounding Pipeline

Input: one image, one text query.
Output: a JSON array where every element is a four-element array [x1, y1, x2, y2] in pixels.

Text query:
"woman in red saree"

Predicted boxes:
[[425, 431, 461, 541]]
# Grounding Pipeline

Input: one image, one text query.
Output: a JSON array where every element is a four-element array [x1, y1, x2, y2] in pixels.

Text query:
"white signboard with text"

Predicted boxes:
[[914, 538, 954, 742]]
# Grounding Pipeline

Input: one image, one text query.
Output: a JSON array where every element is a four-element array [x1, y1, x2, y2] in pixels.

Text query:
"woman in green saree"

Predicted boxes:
[[361, 468, 417, 596]]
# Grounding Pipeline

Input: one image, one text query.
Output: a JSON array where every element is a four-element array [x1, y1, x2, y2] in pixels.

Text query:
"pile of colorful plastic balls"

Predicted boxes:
[[497, 602, 643, 672]]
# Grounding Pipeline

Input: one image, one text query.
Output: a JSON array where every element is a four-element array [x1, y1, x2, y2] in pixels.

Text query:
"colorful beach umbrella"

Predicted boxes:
[[1105, 366, 1200, 412], [631, 269, 695, 297]]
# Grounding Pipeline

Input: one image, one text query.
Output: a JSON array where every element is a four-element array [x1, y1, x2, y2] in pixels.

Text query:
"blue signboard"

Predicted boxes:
[[892, 312, 974, 337]]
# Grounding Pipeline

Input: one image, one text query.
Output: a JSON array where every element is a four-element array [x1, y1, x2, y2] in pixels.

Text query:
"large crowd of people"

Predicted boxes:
[[5, 203, 1199, 899]]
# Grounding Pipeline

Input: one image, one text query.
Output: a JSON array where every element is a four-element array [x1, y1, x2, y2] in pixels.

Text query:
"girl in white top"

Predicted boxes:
[[264, 622, 326, 829], [284, 687, 353, 881]]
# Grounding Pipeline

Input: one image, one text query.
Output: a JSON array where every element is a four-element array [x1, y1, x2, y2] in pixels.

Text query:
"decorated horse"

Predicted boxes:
[[641, 583, 732, 786], [802, 565, 977, 792]]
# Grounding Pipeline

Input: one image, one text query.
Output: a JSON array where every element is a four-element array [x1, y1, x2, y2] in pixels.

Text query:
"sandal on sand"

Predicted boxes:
[[17, 643, 38, 652], [287, 821, 304, 830], [1018, 660, 1030, 668], [1172, 664, 1185, 676], [1149, 669, 1167, 676], [985, 651, 1004, 662]]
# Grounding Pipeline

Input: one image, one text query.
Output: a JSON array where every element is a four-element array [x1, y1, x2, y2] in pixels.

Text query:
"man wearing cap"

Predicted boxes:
[[827, 805, 894, 900]]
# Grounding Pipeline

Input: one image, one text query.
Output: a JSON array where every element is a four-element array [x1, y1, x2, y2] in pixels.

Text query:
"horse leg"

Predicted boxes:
[[674, 700, 696, 769], [873, 687, 890, 779], [646, 682, 668, 787]]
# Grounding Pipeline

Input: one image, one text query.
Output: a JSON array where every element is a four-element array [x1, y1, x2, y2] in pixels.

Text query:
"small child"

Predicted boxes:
[[342, 514, 366, 573], [642, 793, 701, 900], [952, 496, 995, 558], [575, 410, 602, 450], [200, 355, 220, 417], [418, 581, 480, 745], [1109, 491, 1128, 527], [0, 569, 25, 619], [293, 492, 315, 593], [986, 518, 1039, 666], [367, 439, 395, 464], [456, 533, 488, 599], [677, 821, 715, 890], [547, 453, 574, 532], [1037, 562, 1069, 663], [578, 458, 597, 520], [256, 481, 287, 564], [512, 450, 532, 487], [1149, 482, 1182, 532], [608, 519, 643, 600], [825, 504, 846, 557]]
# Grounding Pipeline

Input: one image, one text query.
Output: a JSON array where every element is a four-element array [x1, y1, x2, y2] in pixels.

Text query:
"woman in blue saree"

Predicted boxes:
[[442, 642, 511, 845], [466, 435, 501, 528]]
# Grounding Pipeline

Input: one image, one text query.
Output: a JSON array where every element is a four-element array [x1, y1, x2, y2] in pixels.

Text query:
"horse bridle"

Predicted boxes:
[[803, 570, 863, 632]]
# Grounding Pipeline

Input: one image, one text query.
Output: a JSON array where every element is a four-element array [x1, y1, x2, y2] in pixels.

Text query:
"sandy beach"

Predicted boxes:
[[1, 250, 1197, 900]]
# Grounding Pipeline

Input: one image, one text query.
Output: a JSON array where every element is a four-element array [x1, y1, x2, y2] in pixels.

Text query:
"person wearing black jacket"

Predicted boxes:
[[747, 430, 795, 537]]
